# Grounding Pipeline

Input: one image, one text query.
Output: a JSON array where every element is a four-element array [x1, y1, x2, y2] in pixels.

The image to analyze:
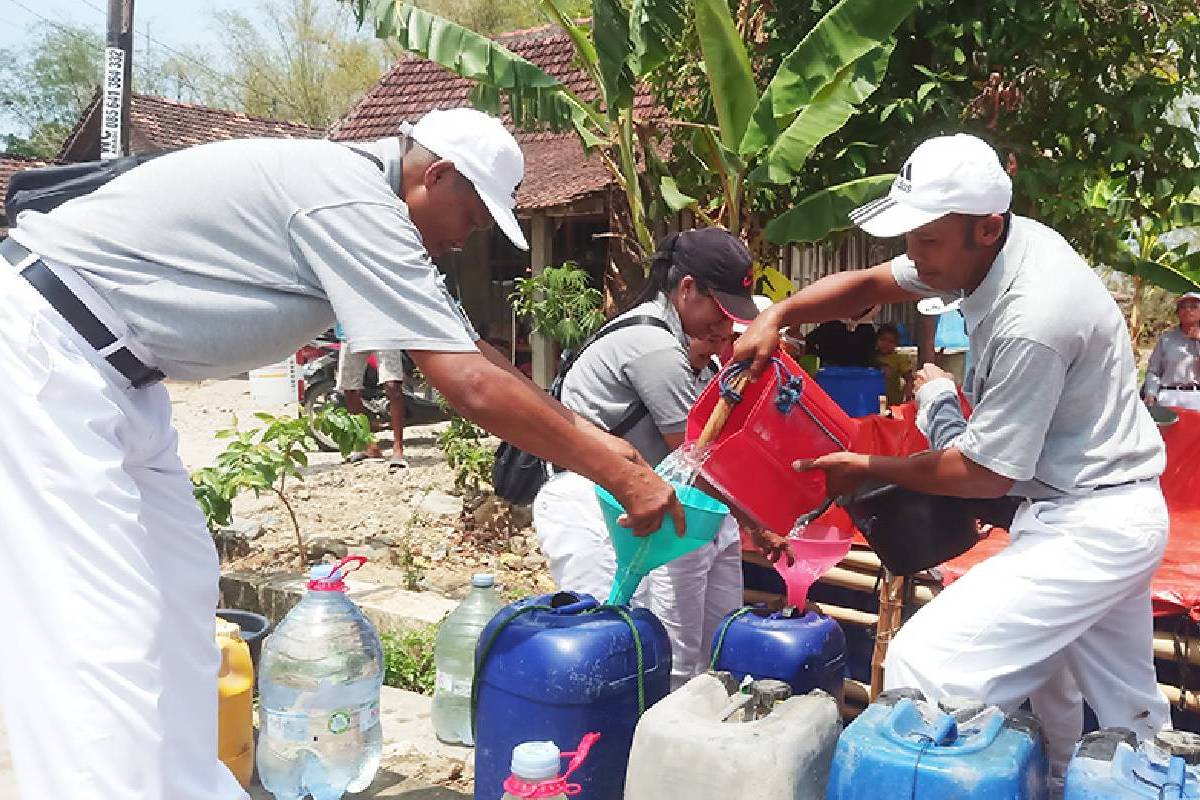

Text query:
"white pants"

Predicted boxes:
[[533, 472, 744, 688], [0, 264, 247, 799], [884, 482, 1171, 781], [1157, 389, 1200, 412]]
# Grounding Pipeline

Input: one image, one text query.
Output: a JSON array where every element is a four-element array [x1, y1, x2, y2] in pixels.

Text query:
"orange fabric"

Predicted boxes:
[[940, 408, 1200, 621]]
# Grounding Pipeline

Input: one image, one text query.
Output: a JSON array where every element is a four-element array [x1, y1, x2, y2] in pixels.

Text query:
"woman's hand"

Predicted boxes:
[[750, 528, 795, 566]]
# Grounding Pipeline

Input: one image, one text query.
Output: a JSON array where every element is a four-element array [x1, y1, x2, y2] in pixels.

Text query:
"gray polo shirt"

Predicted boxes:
[[559, 294, 697, 466], [8, 137, 478, 380], [895, 215, 1165, 497], [1144, 327, 1200, 397]]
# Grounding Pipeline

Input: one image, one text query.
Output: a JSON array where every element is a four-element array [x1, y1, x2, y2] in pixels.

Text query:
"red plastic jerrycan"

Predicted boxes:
[[686, 355, 857, 535]]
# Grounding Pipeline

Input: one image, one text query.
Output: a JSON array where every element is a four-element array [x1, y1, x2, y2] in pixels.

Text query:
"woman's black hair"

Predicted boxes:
[[617, 231, 701, 315]]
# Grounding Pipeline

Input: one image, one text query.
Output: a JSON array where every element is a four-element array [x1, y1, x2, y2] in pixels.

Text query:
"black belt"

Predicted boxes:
[[1, 237, 164, 388], [1161, 385, 1200, 391]]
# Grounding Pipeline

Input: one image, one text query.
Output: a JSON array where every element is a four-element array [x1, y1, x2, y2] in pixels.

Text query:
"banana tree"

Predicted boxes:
[[345, 0, 916, 266], [1088, 177, 1200, 341], [669, 0, 917, 250]]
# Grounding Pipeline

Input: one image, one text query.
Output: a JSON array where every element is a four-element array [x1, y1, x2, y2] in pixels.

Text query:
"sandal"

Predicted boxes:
[[388, 456, 409, 472]]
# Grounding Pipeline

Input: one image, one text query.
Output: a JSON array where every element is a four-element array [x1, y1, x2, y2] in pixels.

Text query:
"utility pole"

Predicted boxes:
[[101, 0, 134, 160]]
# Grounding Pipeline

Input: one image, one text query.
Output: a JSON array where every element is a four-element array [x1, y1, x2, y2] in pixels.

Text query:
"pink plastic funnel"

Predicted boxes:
[[773, 520, 853, 607]]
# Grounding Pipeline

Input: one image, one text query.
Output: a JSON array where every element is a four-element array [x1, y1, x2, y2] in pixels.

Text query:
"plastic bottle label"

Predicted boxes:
[[263, 700, 380, 742], [435, 670, 473, 697]]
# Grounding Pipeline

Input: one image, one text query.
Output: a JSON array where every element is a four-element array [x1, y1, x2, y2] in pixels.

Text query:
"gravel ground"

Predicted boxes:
[[170, 378, 554, 602]]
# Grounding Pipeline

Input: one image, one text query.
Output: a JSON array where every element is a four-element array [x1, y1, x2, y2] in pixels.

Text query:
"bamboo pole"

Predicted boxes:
[[870, 571, 907, 699]]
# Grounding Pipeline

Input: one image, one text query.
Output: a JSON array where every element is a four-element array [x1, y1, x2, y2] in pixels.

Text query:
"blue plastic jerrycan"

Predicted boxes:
[[709, 606, 846, 700], [1065, 728, 1200, 798], [471, 592, 671, 800], [827, 688, 1050, 800]]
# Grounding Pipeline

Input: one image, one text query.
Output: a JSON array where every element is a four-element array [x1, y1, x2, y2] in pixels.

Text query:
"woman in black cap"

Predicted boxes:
[[532, 227, 776, 688]]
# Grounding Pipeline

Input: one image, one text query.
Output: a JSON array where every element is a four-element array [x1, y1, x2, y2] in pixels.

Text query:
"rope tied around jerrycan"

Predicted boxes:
[[468, 599, 649, 741]]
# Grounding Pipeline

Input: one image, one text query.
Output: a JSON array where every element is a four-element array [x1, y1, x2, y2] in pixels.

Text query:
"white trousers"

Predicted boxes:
[[0, 264, 247, 799], [884, 482, 1171, 781], [1157, 389, 1200, 412], [533, 472, 744, 689]]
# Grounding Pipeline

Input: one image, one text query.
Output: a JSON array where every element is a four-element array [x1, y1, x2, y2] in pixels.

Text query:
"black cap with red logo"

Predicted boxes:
[[667, 227, 760, 323]]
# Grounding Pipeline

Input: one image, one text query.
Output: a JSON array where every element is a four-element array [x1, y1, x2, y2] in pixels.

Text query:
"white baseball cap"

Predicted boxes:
[[1177, 292, 1200, 304], [850, 134, 1012, 238], [410, 108, 529, 250]]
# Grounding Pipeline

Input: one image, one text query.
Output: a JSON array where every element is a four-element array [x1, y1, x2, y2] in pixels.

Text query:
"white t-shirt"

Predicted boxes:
[[9, 137, 478, 380]]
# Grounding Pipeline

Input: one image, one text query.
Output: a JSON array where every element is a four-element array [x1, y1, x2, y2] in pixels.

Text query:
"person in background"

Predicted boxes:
[[336, 346, 408, 467], [1144, 291, 1200, 411], [534, 229, 786, 688], [805, 306, 878, 367], [875, 322, 912, 405]]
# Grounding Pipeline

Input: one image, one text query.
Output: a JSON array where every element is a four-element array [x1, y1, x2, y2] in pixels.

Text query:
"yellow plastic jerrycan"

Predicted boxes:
[[216, 617, 255, 789]]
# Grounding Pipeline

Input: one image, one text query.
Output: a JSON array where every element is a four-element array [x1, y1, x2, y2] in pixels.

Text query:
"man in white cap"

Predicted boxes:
[[0, 108, 681, 799], [1144, 291, 1200, 411], [734, 133, 1170, 785]]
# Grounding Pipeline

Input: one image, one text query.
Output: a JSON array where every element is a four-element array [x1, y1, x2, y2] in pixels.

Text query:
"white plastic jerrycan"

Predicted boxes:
[[624, 673, 841, 800]]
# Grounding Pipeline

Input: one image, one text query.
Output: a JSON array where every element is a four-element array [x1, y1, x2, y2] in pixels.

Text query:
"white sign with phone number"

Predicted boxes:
[[99, 47, 125, 161]]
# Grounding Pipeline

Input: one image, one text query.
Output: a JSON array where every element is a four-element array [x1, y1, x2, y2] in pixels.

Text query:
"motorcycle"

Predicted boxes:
[[296, 331, 447, 452]]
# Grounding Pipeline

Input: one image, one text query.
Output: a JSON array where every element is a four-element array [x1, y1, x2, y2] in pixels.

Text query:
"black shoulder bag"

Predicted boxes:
[[492, 315, 671, 505]]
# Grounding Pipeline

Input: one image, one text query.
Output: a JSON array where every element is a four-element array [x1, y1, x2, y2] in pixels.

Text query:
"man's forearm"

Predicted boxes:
[[774, 264, 919, 328], [858, 449, 1014, 499]]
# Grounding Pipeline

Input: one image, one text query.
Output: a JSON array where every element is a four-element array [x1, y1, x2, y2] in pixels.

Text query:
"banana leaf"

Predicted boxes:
[[350, 2, 604, 140], [764, 175, 895, 244], [740, 0, 918, 156], [693, 0, 758, 152], [751, 43, 895, 185], [1111, 254, 1200, 294], [594, 0, 636, 119], [629, 0, 688, 75]]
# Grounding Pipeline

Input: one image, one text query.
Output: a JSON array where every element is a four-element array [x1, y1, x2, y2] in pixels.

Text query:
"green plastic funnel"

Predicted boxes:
[[595, 482, 729, 605]]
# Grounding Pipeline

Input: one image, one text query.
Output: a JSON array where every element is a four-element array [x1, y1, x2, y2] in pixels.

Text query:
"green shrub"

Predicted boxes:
[[381, 625, 438, 695]]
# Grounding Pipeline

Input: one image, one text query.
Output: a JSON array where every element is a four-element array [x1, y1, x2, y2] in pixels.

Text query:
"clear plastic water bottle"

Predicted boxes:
[[431, 573, 503, 745], [257, 557, 384, 800]]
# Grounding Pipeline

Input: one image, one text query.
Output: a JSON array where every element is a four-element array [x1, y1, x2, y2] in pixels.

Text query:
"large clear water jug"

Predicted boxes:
[[257, 557, 384, 800], [432, 573, 503, 745]]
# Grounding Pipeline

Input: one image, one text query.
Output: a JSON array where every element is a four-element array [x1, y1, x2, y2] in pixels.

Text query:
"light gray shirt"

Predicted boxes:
[[894, 215, 1165, 498], [559, 294, 697, 466], [1145, 327, 1200, 397], [9, 137, 478, 380]]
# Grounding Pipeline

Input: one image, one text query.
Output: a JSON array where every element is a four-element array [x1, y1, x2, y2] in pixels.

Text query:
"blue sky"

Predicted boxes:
[[1, 0, 265, 135]]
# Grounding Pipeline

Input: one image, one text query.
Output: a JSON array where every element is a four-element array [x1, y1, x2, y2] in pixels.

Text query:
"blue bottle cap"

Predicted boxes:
[[471, 573, 495, 588], [510, 741, 561, 781]]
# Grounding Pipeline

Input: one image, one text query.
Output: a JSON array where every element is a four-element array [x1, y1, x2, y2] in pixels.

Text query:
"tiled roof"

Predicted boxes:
[[331, 24, 661, 211], [0, 153, 52, 224], [58, 93, 321, 162]]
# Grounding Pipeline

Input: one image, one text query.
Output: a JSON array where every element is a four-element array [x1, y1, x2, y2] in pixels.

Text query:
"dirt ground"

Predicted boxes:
[[170, 378, 555, 604]]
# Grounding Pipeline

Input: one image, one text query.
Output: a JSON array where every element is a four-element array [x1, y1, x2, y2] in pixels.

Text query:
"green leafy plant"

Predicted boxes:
[[436, 405, 496, 491], [191, 407, 374, 569], [347, 0, 914, 286], [510, 261, 605, 350], [381, 625, 438, 694]]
